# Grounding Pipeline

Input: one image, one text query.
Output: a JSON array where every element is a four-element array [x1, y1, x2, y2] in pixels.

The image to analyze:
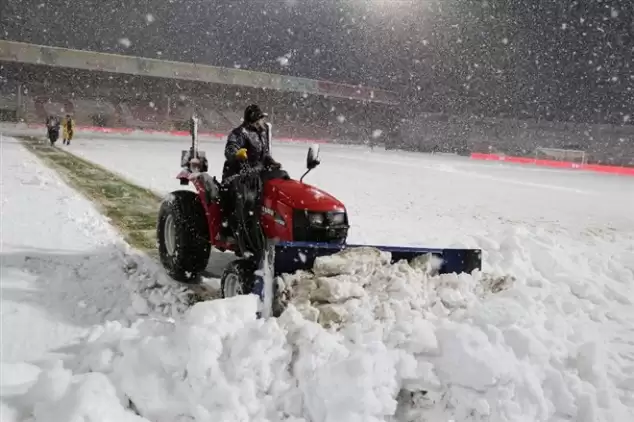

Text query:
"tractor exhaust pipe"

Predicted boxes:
[[265, 122, 273, 154], [189, 114, 199, 158], [187, 114, 202, 172]]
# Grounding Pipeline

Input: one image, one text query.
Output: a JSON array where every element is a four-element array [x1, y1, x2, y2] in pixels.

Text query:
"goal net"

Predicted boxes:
[[534, 147, 588, 165]]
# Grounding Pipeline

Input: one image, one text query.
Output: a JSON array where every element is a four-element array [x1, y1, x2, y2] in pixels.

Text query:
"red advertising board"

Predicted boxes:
[[471, 153, 634, 176]]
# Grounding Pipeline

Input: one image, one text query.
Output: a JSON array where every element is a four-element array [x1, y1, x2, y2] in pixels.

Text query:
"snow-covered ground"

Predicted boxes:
[[66, 135, 634, 246], [0, 136, 139, 363], [2, 132, 634, 421], [0, 136, 192, 421]]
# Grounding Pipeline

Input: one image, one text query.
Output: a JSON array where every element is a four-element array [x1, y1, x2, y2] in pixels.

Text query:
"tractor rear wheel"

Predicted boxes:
[[157, 190, 210, 283]]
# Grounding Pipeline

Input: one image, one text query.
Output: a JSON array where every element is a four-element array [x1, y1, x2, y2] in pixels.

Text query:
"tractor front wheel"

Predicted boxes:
[[157, 190, 210, 283], [221, 259, 256, 298], [221, 258, 287, 318]]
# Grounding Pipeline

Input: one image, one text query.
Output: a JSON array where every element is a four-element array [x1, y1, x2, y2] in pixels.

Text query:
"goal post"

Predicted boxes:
[[534, 147, 588, 165]]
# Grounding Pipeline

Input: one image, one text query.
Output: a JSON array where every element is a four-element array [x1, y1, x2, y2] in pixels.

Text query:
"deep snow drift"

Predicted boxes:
[[2, 132, 634, 421], [5, 245, 634, 422]]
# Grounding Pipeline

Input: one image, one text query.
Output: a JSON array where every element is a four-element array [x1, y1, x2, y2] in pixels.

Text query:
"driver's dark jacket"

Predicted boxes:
[[222, 124, 274, 181]]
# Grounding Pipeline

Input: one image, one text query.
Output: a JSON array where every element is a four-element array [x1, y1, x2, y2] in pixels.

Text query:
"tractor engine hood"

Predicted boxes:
[[268, 179, 346, 212]]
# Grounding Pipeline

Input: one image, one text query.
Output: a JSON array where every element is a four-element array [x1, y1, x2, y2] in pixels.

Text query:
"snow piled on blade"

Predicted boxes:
[[7, 243, 634, 422]]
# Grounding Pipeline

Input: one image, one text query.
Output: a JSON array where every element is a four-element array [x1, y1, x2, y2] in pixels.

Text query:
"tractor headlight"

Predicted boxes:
[[330, 212, 346, 225], [308, 212, 325, 225]]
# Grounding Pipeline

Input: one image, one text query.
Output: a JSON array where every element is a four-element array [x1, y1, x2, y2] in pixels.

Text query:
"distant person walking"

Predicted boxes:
[[45, 115, 60, 146], [61, 114, 75, 145]]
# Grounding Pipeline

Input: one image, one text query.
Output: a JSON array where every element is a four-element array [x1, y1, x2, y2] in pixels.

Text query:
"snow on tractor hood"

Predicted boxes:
[[268, 179, 346, 212]]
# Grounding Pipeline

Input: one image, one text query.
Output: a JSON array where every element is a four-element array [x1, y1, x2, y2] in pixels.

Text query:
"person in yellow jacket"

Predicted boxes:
[[61, 114, 75, 145]]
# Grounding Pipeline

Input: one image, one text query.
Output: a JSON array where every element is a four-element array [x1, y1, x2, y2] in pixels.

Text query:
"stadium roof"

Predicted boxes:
[[0, 39, 399, 105]]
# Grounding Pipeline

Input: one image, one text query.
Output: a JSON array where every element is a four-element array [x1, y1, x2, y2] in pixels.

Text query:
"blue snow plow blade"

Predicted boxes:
[[273, 241, 482, 277]]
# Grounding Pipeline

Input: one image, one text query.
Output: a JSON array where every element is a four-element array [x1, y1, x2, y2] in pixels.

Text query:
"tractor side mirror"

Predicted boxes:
[[306, 144, 321, 170]]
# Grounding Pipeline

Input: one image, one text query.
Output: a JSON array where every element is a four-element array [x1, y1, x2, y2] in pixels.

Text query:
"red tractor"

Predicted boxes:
[[156, 120, 349, 299], [156, 119, 482, 315]]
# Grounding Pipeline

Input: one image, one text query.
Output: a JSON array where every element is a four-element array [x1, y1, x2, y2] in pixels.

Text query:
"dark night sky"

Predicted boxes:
[[1, 0, 632, 123]]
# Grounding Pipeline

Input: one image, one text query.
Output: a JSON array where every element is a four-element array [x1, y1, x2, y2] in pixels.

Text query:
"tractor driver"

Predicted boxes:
[[222, 104, 281, 180], [219, 104, 282, 246]]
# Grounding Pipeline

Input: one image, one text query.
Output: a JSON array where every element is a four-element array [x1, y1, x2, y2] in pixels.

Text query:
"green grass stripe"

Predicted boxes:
[[19, 137, 162, 255]]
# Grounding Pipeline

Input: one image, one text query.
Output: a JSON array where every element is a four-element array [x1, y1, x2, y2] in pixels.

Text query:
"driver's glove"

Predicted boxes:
[[235, 148, 248, 161]]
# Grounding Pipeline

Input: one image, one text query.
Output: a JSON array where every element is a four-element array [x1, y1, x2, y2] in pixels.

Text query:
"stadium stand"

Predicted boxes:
[[1, 39, 631, 166]]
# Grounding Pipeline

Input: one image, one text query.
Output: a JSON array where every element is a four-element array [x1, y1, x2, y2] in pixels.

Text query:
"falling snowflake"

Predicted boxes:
[[118, 38, 131, 48], [276, 54, 291, 67], [372, 129, 383, 138], [145, 14, 155, 23], [337, 115, 346, 123]]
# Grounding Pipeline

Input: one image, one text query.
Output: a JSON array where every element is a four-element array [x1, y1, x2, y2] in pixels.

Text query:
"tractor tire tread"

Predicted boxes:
[[157, 190, 210, 283]]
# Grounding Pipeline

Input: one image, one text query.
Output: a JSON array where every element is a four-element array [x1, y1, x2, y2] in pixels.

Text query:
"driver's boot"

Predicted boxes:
[[218, 218, 234, 243]]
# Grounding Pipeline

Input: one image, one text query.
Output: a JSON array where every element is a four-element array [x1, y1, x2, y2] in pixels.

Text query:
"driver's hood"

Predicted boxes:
[[268, 179, 345, 212]]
